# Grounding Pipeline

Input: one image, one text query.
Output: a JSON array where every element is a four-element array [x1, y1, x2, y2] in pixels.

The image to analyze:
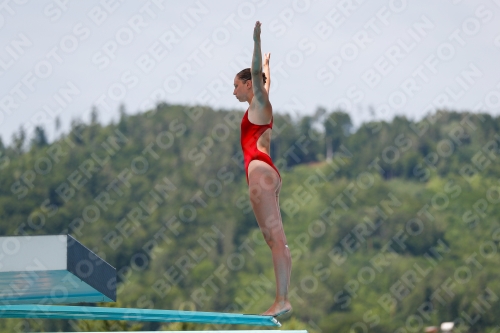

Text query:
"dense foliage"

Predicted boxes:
[[0, 104, 499, 332]]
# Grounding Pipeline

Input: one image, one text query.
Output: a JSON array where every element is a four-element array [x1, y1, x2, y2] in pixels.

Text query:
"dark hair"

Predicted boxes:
[[236, 68, 267, 84]]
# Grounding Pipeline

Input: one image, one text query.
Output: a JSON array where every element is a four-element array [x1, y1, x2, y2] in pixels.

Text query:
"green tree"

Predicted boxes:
[[31, 126, 49, 148], [324, 110, 352, 162], [12, 125, 26, 154]]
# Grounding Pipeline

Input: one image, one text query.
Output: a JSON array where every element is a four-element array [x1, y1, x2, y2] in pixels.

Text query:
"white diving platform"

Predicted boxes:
[[0, 235, 115, 305]]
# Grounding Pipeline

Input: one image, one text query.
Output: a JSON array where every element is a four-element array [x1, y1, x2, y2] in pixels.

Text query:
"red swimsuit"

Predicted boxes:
[[240, 109, 281, 184]]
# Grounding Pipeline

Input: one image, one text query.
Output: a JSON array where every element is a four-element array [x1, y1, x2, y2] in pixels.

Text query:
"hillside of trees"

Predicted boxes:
[[1, 103, 500, 332]]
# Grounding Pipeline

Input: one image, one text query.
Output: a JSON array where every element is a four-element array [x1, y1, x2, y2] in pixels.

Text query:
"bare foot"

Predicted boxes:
[[261, 300, 292, 317]]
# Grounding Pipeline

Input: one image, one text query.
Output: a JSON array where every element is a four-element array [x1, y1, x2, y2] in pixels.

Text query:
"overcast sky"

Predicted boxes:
[[1, 0, 499, 145]]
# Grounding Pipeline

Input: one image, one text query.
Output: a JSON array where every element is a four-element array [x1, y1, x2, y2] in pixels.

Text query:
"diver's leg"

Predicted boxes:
[[248, 160, 292, 316]]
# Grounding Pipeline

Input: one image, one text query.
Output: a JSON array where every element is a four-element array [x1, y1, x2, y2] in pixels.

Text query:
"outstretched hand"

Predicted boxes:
[[253, 21, 261, 42], [263, 53, 271, 67]]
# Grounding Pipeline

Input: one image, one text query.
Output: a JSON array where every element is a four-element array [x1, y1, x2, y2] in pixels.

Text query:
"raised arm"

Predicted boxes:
[[251, 21, 269, 106], [263, 52, 271, 94]]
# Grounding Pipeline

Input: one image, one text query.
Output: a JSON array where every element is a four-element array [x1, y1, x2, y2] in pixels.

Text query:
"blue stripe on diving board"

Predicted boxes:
[[0, 305, 280, 327]]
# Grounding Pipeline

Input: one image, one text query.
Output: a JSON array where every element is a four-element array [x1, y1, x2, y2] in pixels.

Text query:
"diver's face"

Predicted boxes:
[[233, 77, 251, 102]]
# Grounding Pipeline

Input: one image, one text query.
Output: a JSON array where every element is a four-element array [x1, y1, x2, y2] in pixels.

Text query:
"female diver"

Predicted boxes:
[[233, 21, 292, 317]]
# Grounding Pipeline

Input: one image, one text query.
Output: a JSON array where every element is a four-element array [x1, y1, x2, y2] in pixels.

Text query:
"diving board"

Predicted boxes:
[[0, 235, 115, 305], [0, 304, 280, 326], [0, 234, 287, 328]]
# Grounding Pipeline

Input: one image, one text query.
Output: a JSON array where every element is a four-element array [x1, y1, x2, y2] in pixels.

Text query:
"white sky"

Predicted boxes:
[[1, 0, 500, 145]]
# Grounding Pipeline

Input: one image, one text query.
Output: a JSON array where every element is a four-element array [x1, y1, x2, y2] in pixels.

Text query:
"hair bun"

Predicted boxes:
[[236, 68, 267, 84]]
